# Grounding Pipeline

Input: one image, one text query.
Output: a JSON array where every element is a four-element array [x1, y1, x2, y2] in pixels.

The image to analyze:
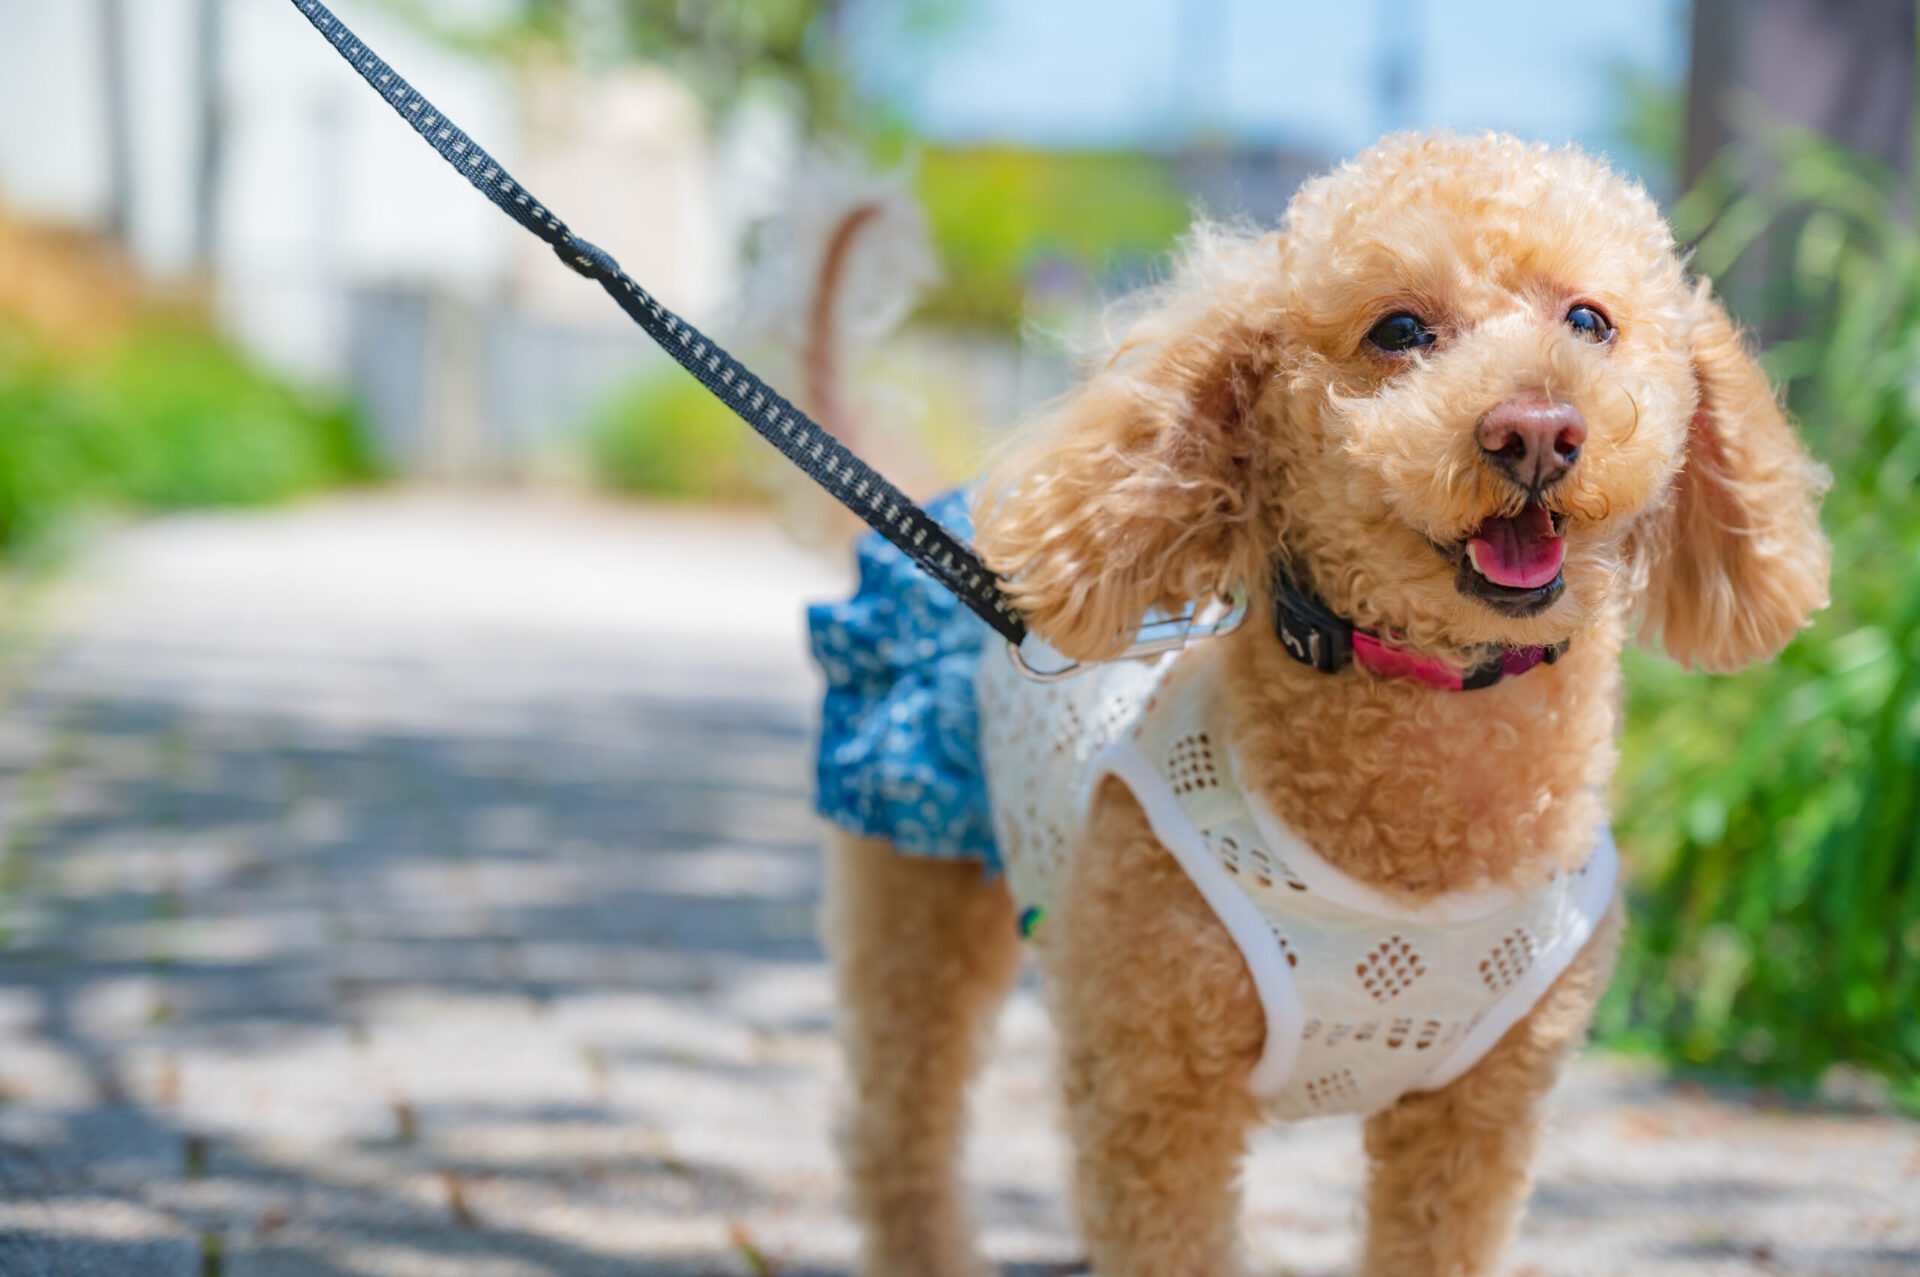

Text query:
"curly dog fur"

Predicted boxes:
[[822, 132, 1830, 1276]]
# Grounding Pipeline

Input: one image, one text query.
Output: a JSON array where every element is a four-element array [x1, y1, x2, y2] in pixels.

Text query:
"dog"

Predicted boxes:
[[807, 131, 1830, 1277]]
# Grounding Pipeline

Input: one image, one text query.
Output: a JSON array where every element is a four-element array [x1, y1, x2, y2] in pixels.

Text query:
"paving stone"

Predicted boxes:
[[0, 492, 1913, 1276]]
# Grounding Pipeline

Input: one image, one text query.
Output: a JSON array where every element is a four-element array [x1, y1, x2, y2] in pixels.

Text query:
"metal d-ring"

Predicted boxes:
[[1007, 589, 1250, 682]]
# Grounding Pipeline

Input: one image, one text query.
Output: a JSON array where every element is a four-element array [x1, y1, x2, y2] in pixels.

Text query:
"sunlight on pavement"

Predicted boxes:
[[0, 493, 1913, 1276]]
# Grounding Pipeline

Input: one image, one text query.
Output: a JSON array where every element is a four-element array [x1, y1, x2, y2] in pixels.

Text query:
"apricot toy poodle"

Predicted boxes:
[[807, 131, 1830, 1277]]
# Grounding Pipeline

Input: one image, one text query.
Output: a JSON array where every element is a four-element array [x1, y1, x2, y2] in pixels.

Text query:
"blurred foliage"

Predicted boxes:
[[587, 143, 1189, 495], [378, 0, 965, 134], [1602, 0, 1686, 193], [1608, 61, 1683, 197], [383, 3, 1187, 334], [0, 319, 374, 557], [1598, 133, 1920, 1111], [585, 363, 763, 502], [913, 146, 1191, 329]]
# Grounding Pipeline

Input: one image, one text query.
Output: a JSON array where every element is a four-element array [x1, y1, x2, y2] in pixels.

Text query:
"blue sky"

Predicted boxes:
[[847, 0, 1687, 166]]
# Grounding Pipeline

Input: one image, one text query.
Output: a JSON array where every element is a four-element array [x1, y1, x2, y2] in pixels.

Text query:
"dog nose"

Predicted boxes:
[[1476, 396, 1586, 491]]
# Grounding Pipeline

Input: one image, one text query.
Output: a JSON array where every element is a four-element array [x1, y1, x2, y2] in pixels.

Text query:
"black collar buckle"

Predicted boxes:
[[1272, 570, 1354, 674]]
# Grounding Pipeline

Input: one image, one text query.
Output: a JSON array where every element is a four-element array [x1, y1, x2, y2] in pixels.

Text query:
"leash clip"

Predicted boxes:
[[1008, 590, 1249, 682]]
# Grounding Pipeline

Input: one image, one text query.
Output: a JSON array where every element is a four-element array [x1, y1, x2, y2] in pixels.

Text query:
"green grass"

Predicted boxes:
[[1599, 134, 1920, 1111], [0, 319, 374, 556]]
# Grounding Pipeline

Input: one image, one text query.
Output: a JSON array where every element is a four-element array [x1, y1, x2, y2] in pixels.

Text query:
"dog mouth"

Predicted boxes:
[[1445, 502, 1567, 617]]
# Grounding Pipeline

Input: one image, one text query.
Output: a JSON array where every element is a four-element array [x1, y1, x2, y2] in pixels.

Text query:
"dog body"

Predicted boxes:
[[974, 636, 1620, 1117], [813, 133, 1829, 1276]]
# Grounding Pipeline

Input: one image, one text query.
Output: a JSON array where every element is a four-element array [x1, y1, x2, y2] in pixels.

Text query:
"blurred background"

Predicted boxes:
[[0, 1, 1915, 1274]]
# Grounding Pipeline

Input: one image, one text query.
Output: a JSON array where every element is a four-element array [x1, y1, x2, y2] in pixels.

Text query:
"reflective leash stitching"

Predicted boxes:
[[286, 0, 1028, 646]]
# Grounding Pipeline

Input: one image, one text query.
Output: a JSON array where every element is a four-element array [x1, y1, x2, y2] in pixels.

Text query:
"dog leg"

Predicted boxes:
[[822, 830, 1022, 1277], [1358, 901, 1624, 1277], [1048, 783, 1267, 1277]]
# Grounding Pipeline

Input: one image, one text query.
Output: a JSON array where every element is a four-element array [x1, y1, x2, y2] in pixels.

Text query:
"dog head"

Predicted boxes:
[[974, 132, 1829, 674]]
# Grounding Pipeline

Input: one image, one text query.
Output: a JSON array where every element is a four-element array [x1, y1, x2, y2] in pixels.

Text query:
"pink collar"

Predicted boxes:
[[1351, 628, 1562, 690], [1273, 571, 1567, 691]]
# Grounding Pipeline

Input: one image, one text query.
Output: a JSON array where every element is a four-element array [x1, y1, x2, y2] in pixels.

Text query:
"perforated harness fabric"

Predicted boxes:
[[976, 644, 1618, 1119]]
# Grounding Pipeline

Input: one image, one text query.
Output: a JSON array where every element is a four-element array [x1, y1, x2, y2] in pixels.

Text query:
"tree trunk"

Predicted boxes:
[[1683, 0, 1740, 191], [1686, 0, 1914, 185], [1685, 0, 1915, 334]]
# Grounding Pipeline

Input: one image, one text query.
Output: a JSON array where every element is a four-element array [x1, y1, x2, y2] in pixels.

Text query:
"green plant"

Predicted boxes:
[[0, 319, 373, 555], [914, 146, 1192, 329], [585, 364, 763, 503], [1599, 134, 1920, 1110]]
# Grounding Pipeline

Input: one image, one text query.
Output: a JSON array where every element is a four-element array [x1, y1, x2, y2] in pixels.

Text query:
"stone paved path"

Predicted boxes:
[[0, 491, 1913, 1277]]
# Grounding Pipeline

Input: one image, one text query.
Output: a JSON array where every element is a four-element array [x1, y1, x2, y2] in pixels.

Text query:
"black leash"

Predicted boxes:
[[286, 0, 1028, 646]]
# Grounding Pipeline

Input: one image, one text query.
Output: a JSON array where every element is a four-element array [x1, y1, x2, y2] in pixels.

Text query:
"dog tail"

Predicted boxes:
[[743, 147, 940, 456], [804, 199, 885, 451]]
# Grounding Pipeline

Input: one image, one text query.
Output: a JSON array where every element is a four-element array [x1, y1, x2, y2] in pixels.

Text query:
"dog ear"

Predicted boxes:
[[971, 230, 1282, 662], [1635, 285, 1830, 672]]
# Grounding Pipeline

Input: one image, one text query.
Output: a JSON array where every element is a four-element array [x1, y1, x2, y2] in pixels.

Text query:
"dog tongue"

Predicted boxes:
[[1467, 504, 1564, 589]]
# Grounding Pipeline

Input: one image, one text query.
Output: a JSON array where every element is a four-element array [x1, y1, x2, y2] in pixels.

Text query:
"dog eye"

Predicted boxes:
[[1365, 312, 1436, 353], [1566, 304, 1615, 342]]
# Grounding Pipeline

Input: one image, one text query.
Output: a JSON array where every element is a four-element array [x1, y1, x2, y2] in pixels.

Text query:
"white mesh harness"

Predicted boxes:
[[976, 643, 1618, 1120]]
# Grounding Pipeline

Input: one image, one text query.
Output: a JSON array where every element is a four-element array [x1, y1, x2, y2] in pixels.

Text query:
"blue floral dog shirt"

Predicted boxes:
[[807, 490, 1000, 869]]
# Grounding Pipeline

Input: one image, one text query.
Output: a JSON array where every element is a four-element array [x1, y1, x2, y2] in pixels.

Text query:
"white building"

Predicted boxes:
[[0, 0, 741, 477]]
